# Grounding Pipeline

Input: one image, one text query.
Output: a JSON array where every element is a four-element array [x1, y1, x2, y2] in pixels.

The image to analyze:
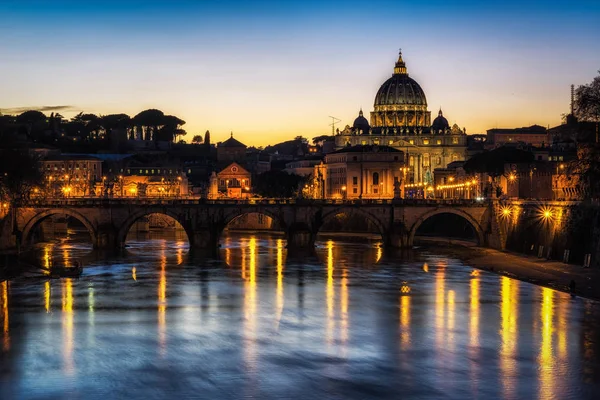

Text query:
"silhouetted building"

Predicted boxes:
[[487, 125, 549, 148], [217, 133, 246, 163]]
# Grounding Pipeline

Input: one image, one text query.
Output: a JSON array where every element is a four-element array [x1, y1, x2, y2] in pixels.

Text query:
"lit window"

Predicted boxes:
[[436, 139, 441, 145], [452, 137, 459, 144], [423, 139, 430, 145], [409, 140, 414, 145]]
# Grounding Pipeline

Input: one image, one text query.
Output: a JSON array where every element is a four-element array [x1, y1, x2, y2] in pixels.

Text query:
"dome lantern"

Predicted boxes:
[[393, 49, 408, 75]]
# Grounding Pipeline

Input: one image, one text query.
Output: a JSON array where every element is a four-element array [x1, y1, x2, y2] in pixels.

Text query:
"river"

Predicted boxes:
[[0, 232, 599, 399]]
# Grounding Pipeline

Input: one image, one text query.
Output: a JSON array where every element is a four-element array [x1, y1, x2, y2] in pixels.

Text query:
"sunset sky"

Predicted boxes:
[[1, 0, 599, 146]]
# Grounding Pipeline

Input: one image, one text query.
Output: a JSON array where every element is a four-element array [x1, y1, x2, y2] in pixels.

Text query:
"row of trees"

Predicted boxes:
[[572, 70, 600, 199], [0, 108, 187, 145]]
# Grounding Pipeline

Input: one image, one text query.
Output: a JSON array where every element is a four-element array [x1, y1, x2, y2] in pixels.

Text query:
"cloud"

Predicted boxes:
[[0, 105, 76, 114]]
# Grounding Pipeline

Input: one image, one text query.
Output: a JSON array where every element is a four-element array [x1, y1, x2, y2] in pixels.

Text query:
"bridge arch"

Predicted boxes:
[[21, 208, 98, 248], [408, 208, 485, 247], [117, 210, 194, 248], [316, 207, 388, 244], [219, 208, 287, 242]]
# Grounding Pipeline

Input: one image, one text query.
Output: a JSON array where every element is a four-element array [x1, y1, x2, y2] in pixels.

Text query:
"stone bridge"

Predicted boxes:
[[4, 198, 580, 254]]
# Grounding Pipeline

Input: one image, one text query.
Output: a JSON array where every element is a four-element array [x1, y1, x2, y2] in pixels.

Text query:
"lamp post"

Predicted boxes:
[[400, 167, 409, 198], [118, 175, 124, 197], [341, 185, 347, 200]]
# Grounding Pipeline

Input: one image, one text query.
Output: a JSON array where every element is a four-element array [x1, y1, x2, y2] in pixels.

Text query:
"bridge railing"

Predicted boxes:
[[21, 197, 497, 207]]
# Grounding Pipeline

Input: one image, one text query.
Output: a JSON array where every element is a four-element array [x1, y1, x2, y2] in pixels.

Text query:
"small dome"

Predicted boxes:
[[431, 109, 449, 133], [353, 109, 370, 134]]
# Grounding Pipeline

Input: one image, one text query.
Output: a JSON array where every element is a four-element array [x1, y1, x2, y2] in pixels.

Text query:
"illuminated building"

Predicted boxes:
[[316, 145, 405, 199], [41, 155, 103, 197], [217, 162, 252, 198], [96, 167, 189, 197], [335, 51, 468, 185]]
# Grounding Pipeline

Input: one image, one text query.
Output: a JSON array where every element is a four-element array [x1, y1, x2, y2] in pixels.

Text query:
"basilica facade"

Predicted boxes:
[[334, 51, 468, 185]]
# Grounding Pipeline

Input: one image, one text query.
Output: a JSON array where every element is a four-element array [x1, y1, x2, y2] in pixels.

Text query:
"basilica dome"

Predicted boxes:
[[369, 51, 431, 131], [373, 52, 427, 108]]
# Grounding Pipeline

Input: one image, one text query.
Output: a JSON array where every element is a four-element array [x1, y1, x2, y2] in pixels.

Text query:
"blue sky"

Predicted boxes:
[[1, 0, 599, 145]]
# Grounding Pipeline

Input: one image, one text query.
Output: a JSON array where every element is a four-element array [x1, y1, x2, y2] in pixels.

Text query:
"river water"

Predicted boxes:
[[1, 232, 600, 399]]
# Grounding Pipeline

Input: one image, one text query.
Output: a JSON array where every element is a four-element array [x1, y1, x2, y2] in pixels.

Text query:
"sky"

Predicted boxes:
[[1, 0, 599, 146]]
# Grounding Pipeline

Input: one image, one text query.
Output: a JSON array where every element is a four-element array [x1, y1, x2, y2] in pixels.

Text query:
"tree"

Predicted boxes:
[[101, 113, 132, 142], [253, 170, 304, 198], [0, 150, 44, 250], [0, 150, 43, 206], [312, 135, 334, 145], [463, 147, 534, 179], [191, 135, 203, 145], [464, 147, 534, 197], [16, 110, 47, 140], [204, 130, 211, 146], [574, 70, 600, 123], [156, 115, 185, 142], [571, 71, 600, 199], [132, 109, 165, 141]]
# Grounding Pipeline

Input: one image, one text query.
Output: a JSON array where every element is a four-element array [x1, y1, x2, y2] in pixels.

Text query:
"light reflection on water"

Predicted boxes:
[[0, 232, 599, 399]]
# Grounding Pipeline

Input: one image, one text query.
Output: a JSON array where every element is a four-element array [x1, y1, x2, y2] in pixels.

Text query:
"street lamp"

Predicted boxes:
[[341, 185, 347, 200], [118, 175, 124, 197]]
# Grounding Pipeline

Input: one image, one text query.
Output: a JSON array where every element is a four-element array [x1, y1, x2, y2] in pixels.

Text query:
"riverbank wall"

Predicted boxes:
[[497, 202, 600, 268]]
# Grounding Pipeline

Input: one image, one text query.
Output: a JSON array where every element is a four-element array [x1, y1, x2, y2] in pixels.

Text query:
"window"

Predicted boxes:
[[373, 172, 379, 185], [437, 157, 442, 166], [409, 140, 414, 145], [373, 188, 378, 194], [452, 137, 459, 144], [423, 139, 430, 145], [353, 156, 357, 161], [436, 139, 442, 145], [423, 154, 430, 167], [353, 188, 357, 194], [258, 214, 264, 224], [353, 176, 358, 185], [409, 156, 414, 167], [452, 153, 459, 162], [361, 140, 367, 145], [389, 140, 394, 145]]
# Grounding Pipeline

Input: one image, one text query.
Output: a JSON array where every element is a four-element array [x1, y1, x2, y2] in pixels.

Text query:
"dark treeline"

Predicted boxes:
[[0, 108, 187, 152]]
